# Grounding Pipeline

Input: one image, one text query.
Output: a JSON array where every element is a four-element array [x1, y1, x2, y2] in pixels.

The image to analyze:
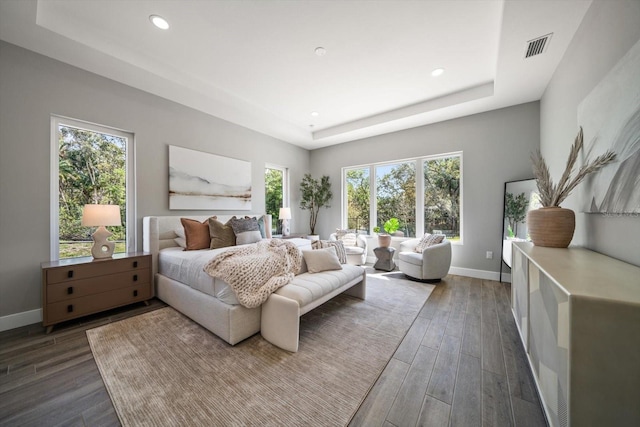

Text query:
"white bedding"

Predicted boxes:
[[158, 238, 313, 306]]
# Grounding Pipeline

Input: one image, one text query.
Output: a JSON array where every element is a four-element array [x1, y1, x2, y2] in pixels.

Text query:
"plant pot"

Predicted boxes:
[[378, 234, 391, 248], [527, 207, 575, 248]]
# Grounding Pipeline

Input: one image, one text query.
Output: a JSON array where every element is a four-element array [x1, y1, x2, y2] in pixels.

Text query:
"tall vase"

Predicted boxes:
[[527, 207, 575, 248]]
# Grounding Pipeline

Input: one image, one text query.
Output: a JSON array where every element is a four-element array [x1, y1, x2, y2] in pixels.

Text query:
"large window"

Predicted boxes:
[[51, 117, 135, 259], [342, 152, 462, 241], [265, 165, 288, 234], [345, 167, 370, 233]]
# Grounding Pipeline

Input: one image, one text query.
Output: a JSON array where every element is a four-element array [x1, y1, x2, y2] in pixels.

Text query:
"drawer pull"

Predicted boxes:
[[67, 270, 74, 278], [67, 304, 74, 313], [133, 274, 138, 282], [133, 290, 138, 297], [67, 286, 73, 295], [133, 261, 138, 268]]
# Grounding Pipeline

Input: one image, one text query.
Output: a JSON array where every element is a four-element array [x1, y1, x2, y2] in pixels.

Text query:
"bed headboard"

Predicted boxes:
[[143, 214, 272, 275]]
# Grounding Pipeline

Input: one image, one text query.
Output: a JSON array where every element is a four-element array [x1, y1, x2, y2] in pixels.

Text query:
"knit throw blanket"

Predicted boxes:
[[203, 239, 302, 308]]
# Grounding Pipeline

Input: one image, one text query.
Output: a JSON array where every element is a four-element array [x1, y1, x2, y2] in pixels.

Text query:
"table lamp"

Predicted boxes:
[[81, 204, 121, 259], [279, 207, 291, 237]]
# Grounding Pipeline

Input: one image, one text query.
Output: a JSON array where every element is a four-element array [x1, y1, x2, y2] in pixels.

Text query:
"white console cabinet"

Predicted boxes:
[[511, 242, 640, 427]]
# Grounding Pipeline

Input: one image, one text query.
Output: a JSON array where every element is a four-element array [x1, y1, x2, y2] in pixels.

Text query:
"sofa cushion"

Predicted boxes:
[[344, 246, 364, 255], [275, 264, 364, 307]]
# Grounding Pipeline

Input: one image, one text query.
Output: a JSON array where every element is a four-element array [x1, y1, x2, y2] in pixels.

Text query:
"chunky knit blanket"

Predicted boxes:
[[203, 239, 302, 308]]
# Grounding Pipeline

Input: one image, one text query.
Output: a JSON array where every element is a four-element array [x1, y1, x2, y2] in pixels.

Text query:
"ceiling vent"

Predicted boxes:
[[525, 33, 553, 58]]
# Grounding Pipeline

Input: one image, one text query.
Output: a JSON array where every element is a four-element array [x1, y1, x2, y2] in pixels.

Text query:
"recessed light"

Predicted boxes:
[[150, 15, 169, 30], [314, 47, 326, 57], [431, 68, 444, 77], [311, 111, 319, 117]]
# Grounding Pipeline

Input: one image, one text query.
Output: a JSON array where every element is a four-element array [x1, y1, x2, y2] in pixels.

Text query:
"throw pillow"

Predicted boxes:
[[236, 230, 262, 245], [180, 218, 211, 250], [337, 232, 358, 247], [208, 217, 236, 249], [319, 240, 347, 264], [230, 216, 261, 245], [257, 215, 266, 238], [174, 226, 187, 248], [414, 233, 445, 253], [302, 246, 343, 273]]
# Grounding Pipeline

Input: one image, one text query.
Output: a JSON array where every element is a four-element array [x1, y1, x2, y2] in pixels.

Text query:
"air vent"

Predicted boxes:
[[525, 33, 553, 58]]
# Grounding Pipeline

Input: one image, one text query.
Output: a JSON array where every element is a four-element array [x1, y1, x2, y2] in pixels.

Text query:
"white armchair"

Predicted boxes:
[[398, 237, 451, 282], [329, 233, 368, 265]]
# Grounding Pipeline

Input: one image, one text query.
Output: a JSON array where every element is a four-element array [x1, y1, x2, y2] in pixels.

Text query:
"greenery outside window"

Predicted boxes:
[[51, 116, 135, 260], [342, 152, 462, 242], [265, 165, 288, 234]]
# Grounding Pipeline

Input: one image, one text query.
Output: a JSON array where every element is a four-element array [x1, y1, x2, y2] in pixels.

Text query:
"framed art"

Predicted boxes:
[[169, 145, 252, 210]]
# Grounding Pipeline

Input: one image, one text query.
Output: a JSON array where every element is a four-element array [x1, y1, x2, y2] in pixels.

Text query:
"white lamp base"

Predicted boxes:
[[91, 226, 116, 259], [281, 219, 290, 237]]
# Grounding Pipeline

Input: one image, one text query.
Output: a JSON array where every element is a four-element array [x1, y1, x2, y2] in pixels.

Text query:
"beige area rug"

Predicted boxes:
[[87, 271, 434, 427]]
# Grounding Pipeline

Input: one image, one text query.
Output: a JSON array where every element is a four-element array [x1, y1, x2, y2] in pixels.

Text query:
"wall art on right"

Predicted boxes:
[[578, 38, 640, 214]]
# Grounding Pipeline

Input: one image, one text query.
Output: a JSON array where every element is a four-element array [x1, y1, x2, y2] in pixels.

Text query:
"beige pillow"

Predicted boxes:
[[208, 217, 236, 249], [302, 246, 343, 273], [180, 218, 211, 251], [414, 233, 445, 253]]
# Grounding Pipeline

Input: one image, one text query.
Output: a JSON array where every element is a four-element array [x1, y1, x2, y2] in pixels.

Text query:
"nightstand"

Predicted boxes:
[[41, 252, 152, 333]]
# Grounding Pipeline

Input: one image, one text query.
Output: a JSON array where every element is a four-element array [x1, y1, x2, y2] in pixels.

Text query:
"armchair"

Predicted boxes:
[[398, 236, 451, 282], [329, 233, 368, 265]]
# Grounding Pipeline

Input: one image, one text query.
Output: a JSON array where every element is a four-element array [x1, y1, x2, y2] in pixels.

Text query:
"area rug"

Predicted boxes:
[[87, 271, 434, 427]]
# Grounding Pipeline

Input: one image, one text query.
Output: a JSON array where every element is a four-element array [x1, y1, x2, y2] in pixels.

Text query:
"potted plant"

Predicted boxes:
[[299, 174, 332, 239], [528, 127, 616, 247], [377, 218, 400, 248]]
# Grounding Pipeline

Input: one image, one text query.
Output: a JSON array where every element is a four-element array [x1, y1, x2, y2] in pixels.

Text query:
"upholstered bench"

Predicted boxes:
[[261, 263, 366, 352]]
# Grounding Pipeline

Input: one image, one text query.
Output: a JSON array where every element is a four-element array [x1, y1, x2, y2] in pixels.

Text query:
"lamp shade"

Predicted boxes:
[[81, 204, 122, 227], [279, 207, 291, 220]]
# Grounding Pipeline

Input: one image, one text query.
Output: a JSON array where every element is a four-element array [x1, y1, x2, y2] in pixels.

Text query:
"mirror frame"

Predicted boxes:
[[500, 178, 538, 282]]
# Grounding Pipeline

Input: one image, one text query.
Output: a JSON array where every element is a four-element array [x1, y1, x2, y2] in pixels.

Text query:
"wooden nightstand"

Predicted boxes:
[[41, 252, 152, 333]]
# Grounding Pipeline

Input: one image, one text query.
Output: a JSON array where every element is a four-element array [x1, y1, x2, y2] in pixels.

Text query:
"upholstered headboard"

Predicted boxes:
[[143, 214, 272, 275]]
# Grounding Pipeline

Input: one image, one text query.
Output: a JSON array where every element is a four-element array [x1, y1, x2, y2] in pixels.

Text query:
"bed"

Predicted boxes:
[[143, 214, 312, 345]]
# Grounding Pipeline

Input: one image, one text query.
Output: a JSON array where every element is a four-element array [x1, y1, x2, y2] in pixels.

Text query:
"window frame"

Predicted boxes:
[[341, 151, 463, 243], [50, 116, 136, 260]]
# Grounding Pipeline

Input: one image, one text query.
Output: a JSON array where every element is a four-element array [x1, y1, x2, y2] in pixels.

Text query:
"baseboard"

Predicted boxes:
[[0, 308, 42, 332], [448, 266, 501, 281]]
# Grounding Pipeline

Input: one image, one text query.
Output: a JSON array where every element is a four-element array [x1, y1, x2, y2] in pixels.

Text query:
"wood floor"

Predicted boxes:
[[0, 275, 546, 427]]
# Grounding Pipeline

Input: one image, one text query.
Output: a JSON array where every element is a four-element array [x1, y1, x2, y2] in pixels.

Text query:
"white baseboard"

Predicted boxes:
[[448, 266, 501, 281], [0, 308, 42, 332]]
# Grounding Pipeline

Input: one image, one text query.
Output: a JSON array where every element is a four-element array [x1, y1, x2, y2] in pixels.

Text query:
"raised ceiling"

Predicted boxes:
[[0, 0, 592, 149]]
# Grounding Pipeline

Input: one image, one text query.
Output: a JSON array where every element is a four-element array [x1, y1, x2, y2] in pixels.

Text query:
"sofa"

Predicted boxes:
[[398, 236, 451, 282]]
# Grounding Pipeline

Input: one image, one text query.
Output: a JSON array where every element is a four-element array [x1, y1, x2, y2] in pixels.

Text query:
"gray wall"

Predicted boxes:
[[309, 102, 540, 273], [540, 0, 640, 266], [0, 41, 310, 318]]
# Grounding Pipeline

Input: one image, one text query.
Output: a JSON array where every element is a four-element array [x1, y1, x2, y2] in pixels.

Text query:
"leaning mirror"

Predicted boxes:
[[500, 178, 540, 282]]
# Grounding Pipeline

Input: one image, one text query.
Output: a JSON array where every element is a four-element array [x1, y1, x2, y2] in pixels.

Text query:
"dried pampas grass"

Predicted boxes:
[[531, 127, 616, 207]]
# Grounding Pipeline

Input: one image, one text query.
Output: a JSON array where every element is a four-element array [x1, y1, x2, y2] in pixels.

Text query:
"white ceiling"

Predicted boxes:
[[0, 0, 592, 149]]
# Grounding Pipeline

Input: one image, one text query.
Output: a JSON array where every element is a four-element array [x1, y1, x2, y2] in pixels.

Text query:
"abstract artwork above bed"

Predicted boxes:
[[169, 145, 252, 210]]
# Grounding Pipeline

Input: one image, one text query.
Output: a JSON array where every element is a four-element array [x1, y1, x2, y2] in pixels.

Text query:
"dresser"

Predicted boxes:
[[41, 252, 152, 333], [511, 242, 640, 427]]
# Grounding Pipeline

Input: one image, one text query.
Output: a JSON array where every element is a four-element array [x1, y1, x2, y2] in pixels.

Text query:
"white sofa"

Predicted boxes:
[[398, 237, 451, 282], [329, 233, 368, 265]]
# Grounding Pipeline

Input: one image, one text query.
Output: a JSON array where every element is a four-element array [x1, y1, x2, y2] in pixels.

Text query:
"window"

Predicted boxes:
[[344, 167, 370, 234], [376, 161, 416, 237], [51, 117, 135, 259], [342, 152, 462, 241], [265, 165, 288, 233], [423, 155, 461, 240]]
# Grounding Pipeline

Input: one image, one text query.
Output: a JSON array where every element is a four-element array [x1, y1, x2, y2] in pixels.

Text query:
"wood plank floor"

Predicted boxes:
[[0, 275, 547, 427]]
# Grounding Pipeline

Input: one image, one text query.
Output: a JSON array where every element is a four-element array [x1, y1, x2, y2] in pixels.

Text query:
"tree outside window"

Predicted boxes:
[[376, 162, 416, 237], [345, 168, 370, 233], [265, 167, 284, 233], [58, 125, 127, 258], [424, 156, 461, 239]]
